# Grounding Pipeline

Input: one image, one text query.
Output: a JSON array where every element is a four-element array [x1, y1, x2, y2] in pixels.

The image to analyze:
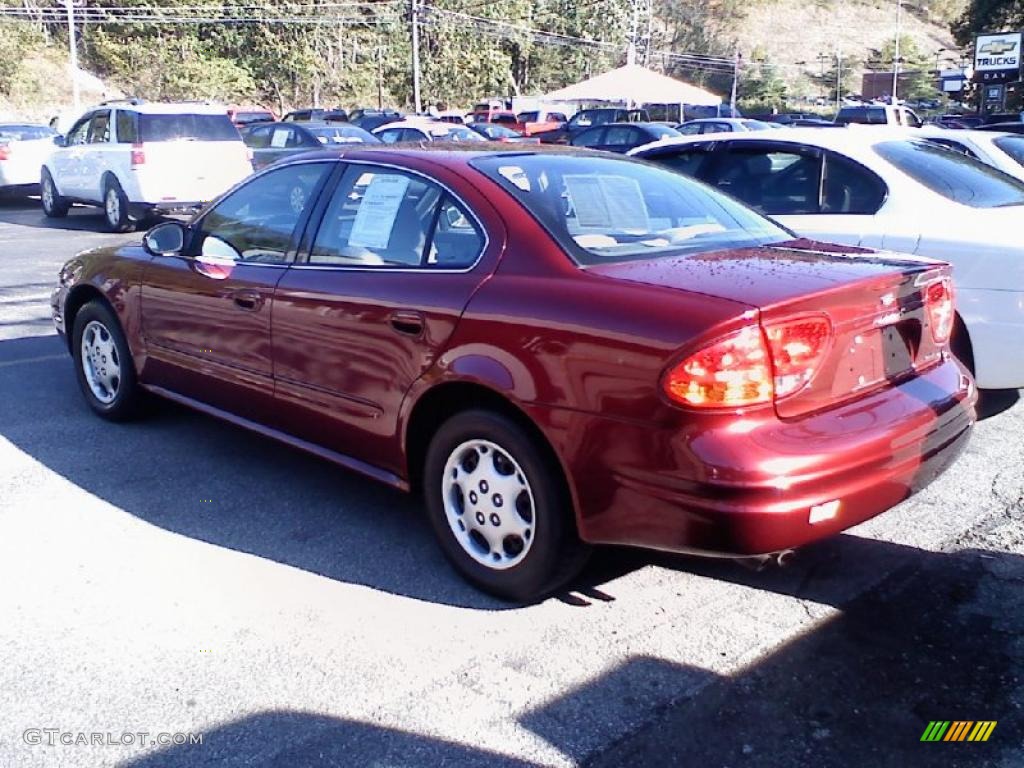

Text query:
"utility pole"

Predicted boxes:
[[835, 48, 842, 112], [377, 45, 384, 110], [730, 51, 740, 116], [64, 0, 80, 112], [410, 0, 421, 114], [892, 0, 902, 102]]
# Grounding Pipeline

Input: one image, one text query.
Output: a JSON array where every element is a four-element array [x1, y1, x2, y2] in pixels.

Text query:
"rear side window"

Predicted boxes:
[[821, 152, 887, 214], [310, 167, 446, 267], [993, 135, 1024, 167], [604, 126, 637, 146], [573, 127, 606, 147], [138, 113, 240, 142], [116, 111, 137, 143], [876, 140, 1024, 208]]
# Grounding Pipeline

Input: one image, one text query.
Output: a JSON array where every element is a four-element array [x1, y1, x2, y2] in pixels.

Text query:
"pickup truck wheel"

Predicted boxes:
[[41, 169, 70, 218], [423, 409, 590, 602], [103, 179, 133, 233], [72, 300, 144, 421]]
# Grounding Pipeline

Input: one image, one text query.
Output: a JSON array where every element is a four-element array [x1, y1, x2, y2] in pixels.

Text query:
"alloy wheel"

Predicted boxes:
[[105, 188, 120, 226]]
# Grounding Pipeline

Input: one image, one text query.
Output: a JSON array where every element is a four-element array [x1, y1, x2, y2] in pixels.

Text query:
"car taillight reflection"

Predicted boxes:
[[664, 316, 833, 409], [925, 277, 954, 344]]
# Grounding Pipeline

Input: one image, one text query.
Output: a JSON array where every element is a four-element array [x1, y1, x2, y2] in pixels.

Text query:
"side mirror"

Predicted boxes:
[[52, 135, 66, 147], [142, 221, 186, 256]]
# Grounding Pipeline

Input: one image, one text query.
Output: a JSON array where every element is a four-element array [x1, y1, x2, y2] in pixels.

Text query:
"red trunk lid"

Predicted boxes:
[[589, 243, 953, 418]]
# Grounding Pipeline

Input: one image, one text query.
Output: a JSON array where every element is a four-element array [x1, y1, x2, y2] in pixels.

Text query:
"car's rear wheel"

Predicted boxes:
[[72, 300, 144, 421], [423, 409, 589, 602], [103, 178, 132, 233], [40, 169, 70, 218]]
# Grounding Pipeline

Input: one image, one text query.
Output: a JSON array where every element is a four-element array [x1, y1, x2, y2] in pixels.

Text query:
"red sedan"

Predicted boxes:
[[51, 147, 976, 601]]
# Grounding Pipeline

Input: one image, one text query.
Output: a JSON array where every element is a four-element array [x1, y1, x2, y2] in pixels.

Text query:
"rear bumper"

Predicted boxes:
[[533, 356, 976, 556]]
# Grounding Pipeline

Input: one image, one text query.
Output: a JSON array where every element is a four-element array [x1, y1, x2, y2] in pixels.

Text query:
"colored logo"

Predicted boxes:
[[921, 721, 997, 742], [979, 40, 1017, 56]]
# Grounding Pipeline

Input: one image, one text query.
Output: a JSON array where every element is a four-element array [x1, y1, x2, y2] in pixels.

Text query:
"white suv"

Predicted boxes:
[[41, 102, 253, 232]]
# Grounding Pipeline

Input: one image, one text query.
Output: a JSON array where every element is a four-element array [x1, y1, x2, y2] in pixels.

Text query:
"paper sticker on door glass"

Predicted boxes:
[[563, 175, 650, 231], [349, 174, 411, 249]]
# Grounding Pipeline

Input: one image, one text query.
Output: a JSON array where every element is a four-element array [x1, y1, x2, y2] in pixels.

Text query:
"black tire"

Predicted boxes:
[[423, 409, 590, 602], [102, 177, 133, 233], [950, 315, 975, 376], [40, 168, 70, 218], [71, 300, 144, 421]]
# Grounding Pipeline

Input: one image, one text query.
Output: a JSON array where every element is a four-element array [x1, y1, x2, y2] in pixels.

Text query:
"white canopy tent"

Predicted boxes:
[[542, 64, 722, 108]]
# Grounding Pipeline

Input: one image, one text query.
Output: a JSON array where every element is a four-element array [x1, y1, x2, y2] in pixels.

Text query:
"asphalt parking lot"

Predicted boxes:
[[0, 196, 1022, 768]]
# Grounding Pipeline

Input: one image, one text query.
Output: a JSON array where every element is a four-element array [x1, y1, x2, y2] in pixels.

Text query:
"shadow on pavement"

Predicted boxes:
[[114, 545, 1022, 767], [977, 388, 1021, 421]]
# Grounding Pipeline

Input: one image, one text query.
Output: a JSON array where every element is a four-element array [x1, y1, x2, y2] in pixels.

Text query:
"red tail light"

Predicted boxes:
[[664, 316, 832, 409], [924, 277, 954, 344], [764, 316, 832, 398], [130, 143, 145, 168], [665, 325, 773, 408], [0, 144, 10, 161]]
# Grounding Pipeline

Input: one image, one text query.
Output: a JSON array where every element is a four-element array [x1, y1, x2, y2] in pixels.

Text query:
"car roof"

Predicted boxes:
[[632, 126, 927, 153], [92, 102, 232, 115], [274, 144, 637, 170]]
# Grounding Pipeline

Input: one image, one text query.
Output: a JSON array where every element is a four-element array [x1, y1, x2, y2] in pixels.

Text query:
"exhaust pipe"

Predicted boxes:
[[735, 549, 796, 571]]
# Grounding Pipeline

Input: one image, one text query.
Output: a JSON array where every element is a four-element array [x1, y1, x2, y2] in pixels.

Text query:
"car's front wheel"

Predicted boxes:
[[71, 300, 144, 421], [40, 169, 70, 218], [103, 178, 132, 233], [423, 409, 589, 602]]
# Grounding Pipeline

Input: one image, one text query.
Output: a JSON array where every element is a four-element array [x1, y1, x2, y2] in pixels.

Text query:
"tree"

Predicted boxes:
[[953, 0, 1023, 47], [810, 52, 858, 104], [873, 34, 939, 101], [737, 58, 788, 111]]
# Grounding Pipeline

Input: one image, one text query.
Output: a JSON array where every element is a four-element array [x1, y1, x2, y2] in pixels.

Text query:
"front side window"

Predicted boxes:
[[87, 111, 111, 143], [471, 154, 788, 266], [66, 116, 92, 146], [243, 126, 272, 149], [197, 162, 330, 263], [711, 146, 823, 215], [876, 139, 1024, 208], [604, 126, 638, 146], [677, 123, 702, 135]]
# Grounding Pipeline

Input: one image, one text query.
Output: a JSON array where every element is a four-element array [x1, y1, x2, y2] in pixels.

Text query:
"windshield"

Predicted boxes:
[[876, 139, 1024, 208], [429, 125, 486, 142], [993, 135, 1024, 168], [0, 124, 56, 141], [138, 113, 240, 142], [470, 154, 789, 266]]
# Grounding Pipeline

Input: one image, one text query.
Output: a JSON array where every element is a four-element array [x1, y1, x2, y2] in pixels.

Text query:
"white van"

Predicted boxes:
[[41, 102, 253, 232]]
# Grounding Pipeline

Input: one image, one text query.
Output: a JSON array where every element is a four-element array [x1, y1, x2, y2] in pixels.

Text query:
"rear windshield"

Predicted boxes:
[[0, 124, 55, 141], [993, 135, 1024, 168], [836, 107, 887, 125], [307, 125, 380, 144], [875, 139, 1024, 208], [137, 113, 240, 142], [471, 153, 789, 266]]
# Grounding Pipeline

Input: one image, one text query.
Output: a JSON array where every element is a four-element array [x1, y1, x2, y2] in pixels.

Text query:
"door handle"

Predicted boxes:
[[232, 289, 263, 311], [389, 310, 424, 336]]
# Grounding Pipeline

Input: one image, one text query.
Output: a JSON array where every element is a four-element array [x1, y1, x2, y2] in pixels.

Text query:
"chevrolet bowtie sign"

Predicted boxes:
[[974, 32, 1022, 83]]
